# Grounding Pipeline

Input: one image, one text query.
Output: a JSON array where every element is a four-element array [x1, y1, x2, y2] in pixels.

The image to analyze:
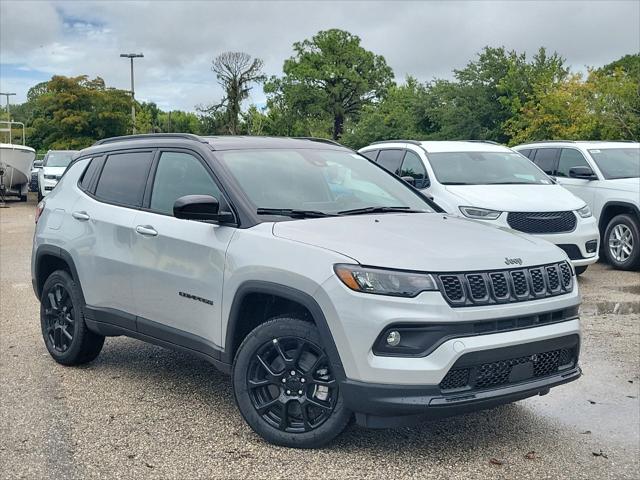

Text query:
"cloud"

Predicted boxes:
[[1, 0, 638, 111]]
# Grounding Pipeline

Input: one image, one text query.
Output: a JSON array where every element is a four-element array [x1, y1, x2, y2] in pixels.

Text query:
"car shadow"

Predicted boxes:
[[86, 336, 562, 454]]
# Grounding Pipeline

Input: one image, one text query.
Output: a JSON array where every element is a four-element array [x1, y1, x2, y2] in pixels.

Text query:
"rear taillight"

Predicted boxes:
[[35, 201, 45, 223]]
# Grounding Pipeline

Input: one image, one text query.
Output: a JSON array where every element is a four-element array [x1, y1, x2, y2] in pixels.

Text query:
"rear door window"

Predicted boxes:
[[531, 148, 560, 174], [518, 149, 532, 159], [376, 149, 404, 174], [95, 151, 154, 207]]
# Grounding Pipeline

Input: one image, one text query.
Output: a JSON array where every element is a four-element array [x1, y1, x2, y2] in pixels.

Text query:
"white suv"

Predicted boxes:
[[32, 134, 581, 448], [359, 141, 600, 274], [38, 150, 78, 201], [514, 141, 640, 271]]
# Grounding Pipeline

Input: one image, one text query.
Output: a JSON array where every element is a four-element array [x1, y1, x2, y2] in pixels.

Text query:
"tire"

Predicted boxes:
[[20, 194, 27, 202], [603, 214, 640, 271], [232, 316, 351, 448], [574, 265, 588, 275], [40, 270, 105, 365]]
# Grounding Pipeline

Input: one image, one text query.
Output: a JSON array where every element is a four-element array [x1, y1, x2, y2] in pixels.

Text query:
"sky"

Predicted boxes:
[[1, 0, 639, 112]]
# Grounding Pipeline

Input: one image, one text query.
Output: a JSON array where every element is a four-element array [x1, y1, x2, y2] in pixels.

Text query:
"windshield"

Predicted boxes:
[[588, 148, 640, 179], [45, 152, 75, 167], [215, 148, 433, 215], [427, 151, 552, 185]]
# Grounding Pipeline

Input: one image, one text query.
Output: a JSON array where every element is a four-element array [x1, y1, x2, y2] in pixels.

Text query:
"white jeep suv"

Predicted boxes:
[[359, 141, 600, 274], [32, 134, 581, 448], [514, 141, 640, 271]]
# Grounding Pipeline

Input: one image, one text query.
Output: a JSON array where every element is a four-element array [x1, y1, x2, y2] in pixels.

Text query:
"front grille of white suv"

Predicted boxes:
[[507, 211, 577, 234], [436, 262, 573, 307]]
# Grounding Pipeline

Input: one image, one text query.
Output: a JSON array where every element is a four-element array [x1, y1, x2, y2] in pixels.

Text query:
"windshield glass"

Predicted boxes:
[[588, 148, 640, 179], [427, 151, 552, 185], [215, 148, 433, 215], [45, 152, 75, 167]]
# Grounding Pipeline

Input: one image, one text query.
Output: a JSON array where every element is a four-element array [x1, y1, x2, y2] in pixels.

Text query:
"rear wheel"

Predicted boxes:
[[232, 316, 350, 448], [604, 214, 640, 270], [40, 270, 105, 365]]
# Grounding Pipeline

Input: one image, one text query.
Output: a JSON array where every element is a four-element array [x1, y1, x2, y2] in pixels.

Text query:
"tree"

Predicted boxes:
[[206, 52, 265, 134], [341, 77, 430, 149], [265, 29, 394, 140], [26, 75, 131, 150]]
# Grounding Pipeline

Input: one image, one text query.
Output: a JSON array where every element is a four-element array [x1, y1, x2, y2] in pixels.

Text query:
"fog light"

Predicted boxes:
[[585, 240, 598, 254], [386, 330, 401, 347]]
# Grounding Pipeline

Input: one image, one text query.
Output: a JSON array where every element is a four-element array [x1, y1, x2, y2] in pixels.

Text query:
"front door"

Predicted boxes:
[[130, 150, 235, 348]]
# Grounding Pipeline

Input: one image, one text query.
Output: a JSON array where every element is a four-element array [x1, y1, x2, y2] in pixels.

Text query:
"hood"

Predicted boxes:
[[444, 184, 584, 212], [598, 177, 640, 193], [272, 213, 567, 272], [42, 166, 67, 176]]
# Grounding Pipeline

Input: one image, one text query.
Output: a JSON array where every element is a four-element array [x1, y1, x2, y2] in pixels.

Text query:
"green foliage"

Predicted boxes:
[[265, 29, 394, 140]]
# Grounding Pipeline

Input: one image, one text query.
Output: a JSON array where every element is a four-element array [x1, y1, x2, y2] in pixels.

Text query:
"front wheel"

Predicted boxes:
[[603, 214, 640, 271], [232, 316, 351, 448]]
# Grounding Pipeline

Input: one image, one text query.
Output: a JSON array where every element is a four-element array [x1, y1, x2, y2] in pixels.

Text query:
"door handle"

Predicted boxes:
[[135, 225, 158, 237], [72, 211, 90, 221]]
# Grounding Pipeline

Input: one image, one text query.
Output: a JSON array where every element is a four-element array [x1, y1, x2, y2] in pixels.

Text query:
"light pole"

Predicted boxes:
[[0, 92, 16, 121], [120, 53, 144, 134]]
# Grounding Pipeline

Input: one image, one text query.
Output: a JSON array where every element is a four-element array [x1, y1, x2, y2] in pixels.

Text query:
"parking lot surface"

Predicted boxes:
[[1, 197, 639, 479]]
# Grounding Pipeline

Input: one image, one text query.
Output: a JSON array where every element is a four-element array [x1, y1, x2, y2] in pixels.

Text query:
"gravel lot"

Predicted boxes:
[[1, 196, 639, 479]]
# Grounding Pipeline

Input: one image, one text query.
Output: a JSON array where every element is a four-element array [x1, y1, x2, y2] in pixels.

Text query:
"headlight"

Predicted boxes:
[[577, 205, 592, 218], [44, 174, 58, 180], [459, 206, 502, 220], [334, 264, 438, 297]]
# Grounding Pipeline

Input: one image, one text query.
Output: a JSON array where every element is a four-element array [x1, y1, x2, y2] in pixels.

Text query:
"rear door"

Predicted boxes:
[[70, 150, 154, 314], [130, 150, 235, 348]]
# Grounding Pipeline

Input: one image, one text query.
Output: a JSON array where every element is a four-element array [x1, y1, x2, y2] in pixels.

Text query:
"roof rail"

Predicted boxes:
[[294, 137, 344, 147], [369, 139, 423, 146], [464, 140, 501, 145], [93, 133, 205, 146], [518, 140, 576, 144]]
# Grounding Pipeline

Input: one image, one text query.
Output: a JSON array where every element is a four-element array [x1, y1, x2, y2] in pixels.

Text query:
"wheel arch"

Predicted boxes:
[[33, 245, 84, 303], [223, 281, 345, 380], [599, 201, 639, 234]]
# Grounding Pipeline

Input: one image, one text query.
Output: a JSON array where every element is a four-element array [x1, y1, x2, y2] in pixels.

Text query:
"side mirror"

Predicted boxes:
[[401, 176, 416, 186], [173, 195, 234, 223], [569, 166, 597, 180]]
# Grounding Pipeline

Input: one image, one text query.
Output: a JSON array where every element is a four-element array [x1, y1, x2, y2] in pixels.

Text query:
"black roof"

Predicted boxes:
[[91, 134, 348, 152]]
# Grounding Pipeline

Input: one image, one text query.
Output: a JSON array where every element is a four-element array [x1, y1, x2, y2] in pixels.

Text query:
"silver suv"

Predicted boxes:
[[32, 134, 582, 448]]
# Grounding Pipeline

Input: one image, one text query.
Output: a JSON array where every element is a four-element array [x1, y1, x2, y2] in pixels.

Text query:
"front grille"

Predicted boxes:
[[439, 347, 577, 393], [436, 262, 573, 307], [507, 211, 577, 234]]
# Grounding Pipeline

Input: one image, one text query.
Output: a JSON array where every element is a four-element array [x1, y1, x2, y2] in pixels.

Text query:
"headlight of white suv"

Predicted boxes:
[[334, 264, 438, 297], [459, 206, 502, 220], [576, 205, 592, 218]]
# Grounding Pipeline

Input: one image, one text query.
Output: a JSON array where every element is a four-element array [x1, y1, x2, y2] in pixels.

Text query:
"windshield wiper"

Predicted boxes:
[[337, 206, 424, 216], [485, 181, 533, 185], [256, 208, 334, 218], [441, 182, 472, 185]]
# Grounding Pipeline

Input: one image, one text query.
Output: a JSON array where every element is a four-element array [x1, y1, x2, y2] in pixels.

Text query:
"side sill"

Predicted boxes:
[[84, 306, 232, 374]]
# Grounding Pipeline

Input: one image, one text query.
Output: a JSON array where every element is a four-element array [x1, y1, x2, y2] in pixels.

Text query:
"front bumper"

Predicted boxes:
[[40, 178, 58, 196], [341, 334, 581, 427]]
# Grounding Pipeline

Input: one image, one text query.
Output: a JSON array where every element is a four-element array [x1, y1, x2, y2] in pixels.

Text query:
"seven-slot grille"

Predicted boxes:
[[437, 262, 573, 307], [507, 211, 577, 234]]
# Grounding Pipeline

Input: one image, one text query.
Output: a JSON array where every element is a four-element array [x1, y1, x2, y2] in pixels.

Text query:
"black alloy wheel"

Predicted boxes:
[[43, 282, 76, 353], [247, 336, 337, 433]]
